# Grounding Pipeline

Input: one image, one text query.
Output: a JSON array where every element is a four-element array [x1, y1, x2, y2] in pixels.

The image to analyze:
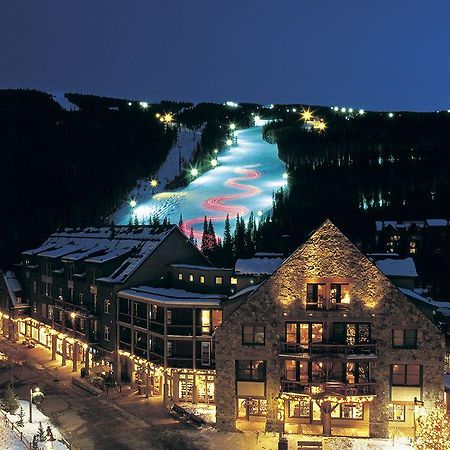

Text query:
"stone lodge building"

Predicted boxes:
[[215, 220, 445, 437]]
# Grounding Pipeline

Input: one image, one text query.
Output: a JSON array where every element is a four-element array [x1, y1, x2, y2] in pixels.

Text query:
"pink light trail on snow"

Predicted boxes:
[[181, 167, 261, 241]]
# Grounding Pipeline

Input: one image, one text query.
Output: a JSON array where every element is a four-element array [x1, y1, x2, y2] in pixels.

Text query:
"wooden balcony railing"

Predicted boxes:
[[281, 380, 377, 396], [280, 341, 377, 357]]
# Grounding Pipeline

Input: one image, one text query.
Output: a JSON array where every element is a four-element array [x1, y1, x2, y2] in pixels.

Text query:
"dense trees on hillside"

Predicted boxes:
[[0, 90, 175, 267]]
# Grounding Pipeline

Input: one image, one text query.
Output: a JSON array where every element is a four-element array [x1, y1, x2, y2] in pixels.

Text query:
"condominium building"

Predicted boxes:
[[215, 220, 445, 437]]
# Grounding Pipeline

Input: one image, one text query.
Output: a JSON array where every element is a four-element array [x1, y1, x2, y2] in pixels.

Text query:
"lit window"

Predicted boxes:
[[231, 277, 238, 285], [199, 275, 205, 284], [391, 364, 421, 386], [289, 399, 310, 418], [167, 309, 172, 324], [104, 299, 111, 314], [212, 310, 222, 328], [201, 310, 211, 333], [215, 276, 223, 285], [389, 404, 405, 422], [189, 274, 194, 282], [178, 273, 183, 281]]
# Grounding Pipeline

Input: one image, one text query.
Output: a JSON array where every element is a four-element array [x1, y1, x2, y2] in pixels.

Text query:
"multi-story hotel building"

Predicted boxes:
[[0, 220, 446, 438], [215, 220, 445, 437]]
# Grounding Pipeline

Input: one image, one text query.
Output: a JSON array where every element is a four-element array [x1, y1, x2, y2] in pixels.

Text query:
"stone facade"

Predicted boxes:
[[215, 220, 444, 437]]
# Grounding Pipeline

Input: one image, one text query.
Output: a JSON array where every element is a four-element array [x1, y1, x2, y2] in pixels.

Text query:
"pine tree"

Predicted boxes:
[[32, 435, 39, 450], [162, 217, 168, 226], [222, 214, 234, 265], [201, 216, 209, 253], [16, 406, 25, 427], [38, 421, 45, 442], [128, 216, 133, 227], [178, 214, 183, 228], [233, 214, 246, 258], [244, 212, 256, 255], [207, 219, 217, 249], [1, 383, 19, 414], [189, 227, 195, 244], [133, 214, 139, 226]]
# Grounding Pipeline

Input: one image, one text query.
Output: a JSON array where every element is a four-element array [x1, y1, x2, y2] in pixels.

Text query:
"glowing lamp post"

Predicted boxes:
[[29, 387, 44, 423], [226, 139, 233, 146], [150, 179, 158, 194], [282, 172, 288, 180], [129, 200, 137, 209], [139, 101, 148, 109], [190, 168, 199, 177], [210, 159, 218, 168]]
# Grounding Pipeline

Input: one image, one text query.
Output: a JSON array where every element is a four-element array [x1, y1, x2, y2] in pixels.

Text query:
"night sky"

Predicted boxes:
[[1, 1, 449, 110]]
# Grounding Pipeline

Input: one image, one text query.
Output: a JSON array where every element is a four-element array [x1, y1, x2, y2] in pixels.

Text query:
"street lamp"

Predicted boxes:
[[190, 168, 199, 177], [229, 123, 236, 131], [129, 200, 137, 208], [70, 312, 76, 338], [226, 139, 232, 146], [210, 159, 218, 168], [29, 387, 42, 423]]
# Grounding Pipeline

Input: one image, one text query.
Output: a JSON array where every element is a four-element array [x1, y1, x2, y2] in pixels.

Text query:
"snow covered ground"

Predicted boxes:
[[2, 400, 69, 449], [113, 126, 287, 239], [50, 92, 79, 111]]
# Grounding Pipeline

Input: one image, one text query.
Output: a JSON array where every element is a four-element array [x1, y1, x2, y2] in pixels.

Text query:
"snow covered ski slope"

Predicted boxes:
[[113, 126, 287, 239]]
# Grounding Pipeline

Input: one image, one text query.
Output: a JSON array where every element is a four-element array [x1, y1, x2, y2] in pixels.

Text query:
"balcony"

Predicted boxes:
[[280, 341, 377, 358], [281, 380, 377, 396]]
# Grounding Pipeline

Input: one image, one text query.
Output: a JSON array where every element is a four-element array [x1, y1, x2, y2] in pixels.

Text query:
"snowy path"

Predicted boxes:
[[113, 126, 287, 238]]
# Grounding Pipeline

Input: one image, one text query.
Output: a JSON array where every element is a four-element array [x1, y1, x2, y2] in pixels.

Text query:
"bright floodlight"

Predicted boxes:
[[229, 123, 236, 130], [282, 172, 288, 179], [292, 108, 297, 112], [140, 101, 148, 109], [163, 112, 174, 124], [348, 108, 354, 113], [301, 108, 314, 122], [257, 210, 263, 216], [226, 139, 233, 146], [341, 107, 347, 113], [130, 200, 137, 208], [191, 168, 199, 177], [317, 121, 327, 132], [150, 179, 158, 188], [213, 149, 218, 154], [211, 159, 218, 167], [155, 113, 161, 118], [388, 112, 394, 118], [70, 312, 76, 320], [128, 102, 132, 106], [333, 106, 339, 111], [359, 109, 365, 115]]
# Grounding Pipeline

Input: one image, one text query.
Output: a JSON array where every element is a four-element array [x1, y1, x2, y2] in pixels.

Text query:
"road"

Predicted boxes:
[[113, 126, 287, 238], [0, 338, 204, 450]]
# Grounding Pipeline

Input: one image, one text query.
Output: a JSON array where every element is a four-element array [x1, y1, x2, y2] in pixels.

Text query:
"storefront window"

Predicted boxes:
[[289, 399, 310, 418]]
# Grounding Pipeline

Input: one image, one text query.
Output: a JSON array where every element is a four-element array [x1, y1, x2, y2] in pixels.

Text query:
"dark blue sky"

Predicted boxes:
[[1, 1, 449, 110]]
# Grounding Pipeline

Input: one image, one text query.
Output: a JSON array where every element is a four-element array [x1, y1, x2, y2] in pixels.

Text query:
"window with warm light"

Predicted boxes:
[[201, 310, 211, 333], [236, 360, 266, 381], [391, 364, 421, 386], [388, 404, 405, 422], [199, 275, 205, 284], [230, 277, 238, 285], [330, 283, 350, 304], [211, 310, 222, 328], [306, 283, 326, 308], [189, 274, 194, 282], [215, 276, 223, 285], [289, 399, 310, 418], [178, 273, 183, 281]]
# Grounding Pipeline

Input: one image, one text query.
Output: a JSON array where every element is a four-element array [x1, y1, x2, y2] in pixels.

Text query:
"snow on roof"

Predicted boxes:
[[399, 288, 450, 316], [375, 257, 418, 278], [235, 257, 284, 275], [118, 285, 226, 306], [375, 220, 425, 232], [24, 225, 175, 284], [254, 252, 284, 258], [367, 253, 399, 258], [426, 219, 449, 227], [170, 263, 228, 271], [3, 271, 23, 307]]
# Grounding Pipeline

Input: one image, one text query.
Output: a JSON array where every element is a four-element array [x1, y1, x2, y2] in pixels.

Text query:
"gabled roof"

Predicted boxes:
[[23, 225, 177, 284], [217, 219, 439, 328]]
